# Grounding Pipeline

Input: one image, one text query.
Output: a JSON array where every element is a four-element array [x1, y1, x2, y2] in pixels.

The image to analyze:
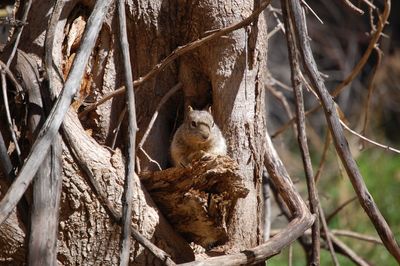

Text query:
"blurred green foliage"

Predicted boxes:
[[267, 148, 400, 265]]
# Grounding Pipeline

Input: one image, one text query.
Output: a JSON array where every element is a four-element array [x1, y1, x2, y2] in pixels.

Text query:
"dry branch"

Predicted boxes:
[[332, 229, 383, 245], [287, 0, 400, 262], [140, 153, 249, 248], [330, 233, 370, 266], [117, 0, 138, 264], [0, 0, 113, 226], [16, 50, 63, 266], [281, 1, 320, 263]]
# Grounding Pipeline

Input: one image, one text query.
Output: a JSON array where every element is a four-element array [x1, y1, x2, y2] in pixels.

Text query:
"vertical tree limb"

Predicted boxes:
[[281, 0, 320, 264], [16, 50, 63, 266], [117, 0, 138, 264], [287, 0, 400, 262], [0, 0, 114, 226]]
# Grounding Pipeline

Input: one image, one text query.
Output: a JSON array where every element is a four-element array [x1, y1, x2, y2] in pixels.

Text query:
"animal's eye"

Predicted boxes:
[[191, 121, 197, 127]]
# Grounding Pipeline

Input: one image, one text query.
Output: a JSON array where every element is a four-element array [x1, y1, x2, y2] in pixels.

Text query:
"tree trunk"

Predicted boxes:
[[0, 0, 268, 264], [178, 1, 268, 251]]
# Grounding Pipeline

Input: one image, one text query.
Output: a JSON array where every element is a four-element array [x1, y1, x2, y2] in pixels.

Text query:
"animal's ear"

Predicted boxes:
[[187, 105, 194, 113], [207, 106, 212, 114]]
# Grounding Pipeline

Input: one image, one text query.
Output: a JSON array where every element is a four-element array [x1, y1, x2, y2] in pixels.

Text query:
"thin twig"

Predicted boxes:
[[137, 83, 182, 149], [6, 0, 32, 67], [0, 60, 23, 93], [262, 170, 272, 241], [287, 0, 400, 261], [0, 63, 22, 163], [361, 0, 376, 9], [340, 0, 364, 15], [117, 0, 140, 264], [281, 0, 320, 263], [314, 132, 331, 183], [341, 119, 400, 154], [272, 0, 390, 138], [332, 229, 383, 245], [0, 0, 114, 226], [301, 0, 324, 24], [361, 47, 382, 141], [266, 84, 296, 134], [139, 147, 162, 171], [299, 65, 400, 155], [330, 233, 370, 266], [267, 5, 285, 39], [326, 196, 357, 224], [318, 205, 340, 266], [331, 0, 389, 98], [110, 107, 127, 149], [78, 85, 125, 118]]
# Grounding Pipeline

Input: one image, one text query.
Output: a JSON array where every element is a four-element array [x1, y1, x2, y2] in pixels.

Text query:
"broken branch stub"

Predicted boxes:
[[140, 153, 249, 248]]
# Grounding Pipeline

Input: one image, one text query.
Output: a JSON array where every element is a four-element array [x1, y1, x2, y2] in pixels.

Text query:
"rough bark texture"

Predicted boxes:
[[177, 1, 268, 251], [141, 153, 249, 248], [0, 0, 269, 263]]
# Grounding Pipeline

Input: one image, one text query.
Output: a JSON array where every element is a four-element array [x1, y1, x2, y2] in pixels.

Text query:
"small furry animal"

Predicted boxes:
[[170, 106, 227, 167]]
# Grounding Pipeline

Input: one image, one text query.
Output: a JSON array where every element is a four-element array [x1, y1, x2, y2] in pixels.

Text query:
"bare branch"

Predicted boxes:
[[287, 0, 400, 262], [361, 47, 382, 142], [330, 233, 370, 266], [17, 50, 63, 266], [331, 0, 390, 98], [318, 205, 339, 265], [314, 132, 331, 183], [326, 196, 357, 223], [137, 83, 182, 149], [281, 0, 320, 262], [332, 229, 383, 245], [0, 0, 114, 226], [339, 0, 364, 15], [117, 0, 139, 264]]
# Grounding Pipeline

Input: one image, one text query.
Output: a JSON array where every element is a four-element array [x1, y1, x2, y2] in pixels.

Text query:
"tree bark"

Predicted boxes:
[[178, 0, 268, 251], [0, 0, 269, 263]]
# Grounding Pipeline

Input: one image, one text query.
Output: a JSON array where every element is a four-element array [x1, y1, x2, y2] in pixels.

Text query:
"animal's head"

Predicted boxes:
[[184, 106, 215, 143]]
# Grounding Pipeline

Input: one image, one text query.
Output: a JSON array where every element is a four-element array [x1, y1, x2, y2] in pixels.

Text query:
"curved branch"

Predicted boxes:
[[178, 134, 314, 265], [0, 0, 114, 225]]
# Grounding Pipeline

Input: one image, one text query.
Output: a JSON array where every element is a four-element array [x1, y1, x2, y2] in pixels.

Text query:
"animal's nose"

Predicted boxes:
[[201, 132, 209, 140]]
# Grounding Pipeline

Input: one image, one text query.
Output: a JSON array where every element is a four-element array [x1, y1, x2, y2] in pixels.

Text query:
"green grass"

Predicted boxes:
[[266, 148, 400, 265]]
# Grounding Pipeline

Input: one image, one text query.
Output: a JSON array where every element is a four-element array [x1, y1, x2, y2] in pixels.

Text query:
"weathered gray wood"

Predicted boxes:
[[16, 50, 63, 266], [117, 0, 139, 265], [0, 0, 113, 226]]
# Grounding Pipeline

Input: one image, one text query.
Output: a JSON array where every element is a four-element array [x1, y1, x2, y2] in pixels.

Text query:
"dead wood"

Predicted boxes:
[[140, 153, 249, 248], [15, 50, 63, 266]]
